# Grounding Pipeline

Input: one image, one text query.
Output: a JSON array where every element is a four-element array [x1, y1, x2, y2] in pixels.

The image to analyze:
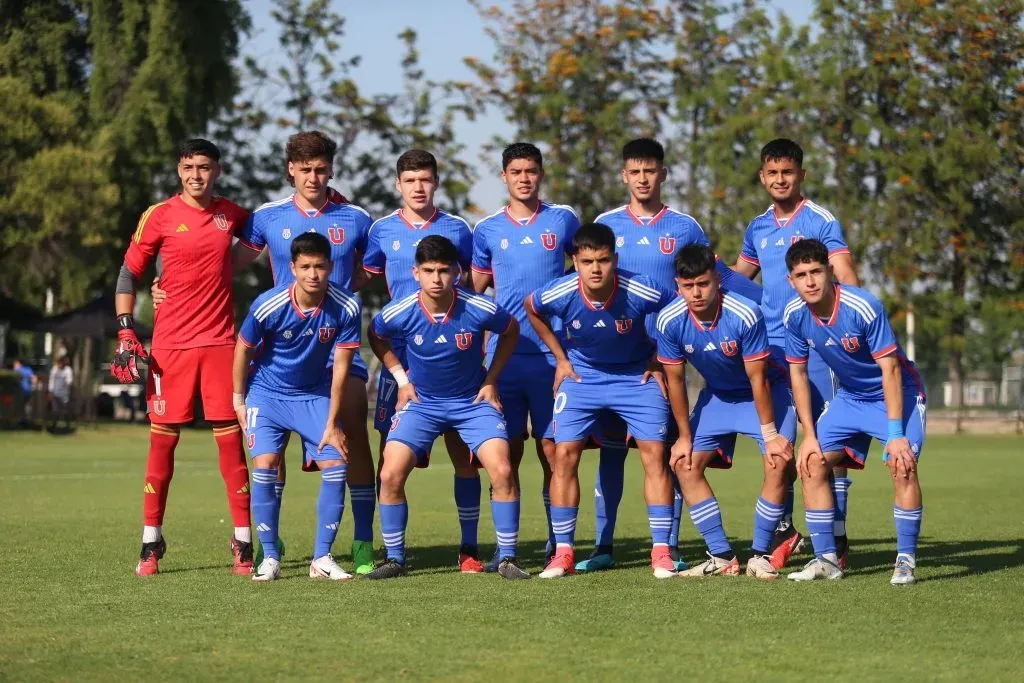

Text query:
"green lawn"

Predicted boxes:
[[1, 425, 1021, 681]]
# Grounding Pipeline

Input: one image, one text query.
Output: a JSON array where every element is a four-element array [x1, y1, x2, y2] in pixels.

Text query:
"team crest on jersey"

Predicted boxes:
[[318, 326, 336, 343], [283, 330, 293, 339], [414, 334, 424, 345], [791, 235, 804, 245], [328, 225, 345, 245], [615, 319, 633, 334], [572, 320, 581, 330], [500, 238, 509, 250], [213, 213, 229, 231], [455, 332, 473, 350], [760, 238, 768, 249], [152, 399, 166, 416], [659, 236, 676, 255], [616, 236, 625, 248], [720, 340, 739, 356], [282, 228, 292, 239], [541, 232, 557, 250], [685, 344, 694, 354], [841, 336, 861, 353], [392, 240, 400, 251]]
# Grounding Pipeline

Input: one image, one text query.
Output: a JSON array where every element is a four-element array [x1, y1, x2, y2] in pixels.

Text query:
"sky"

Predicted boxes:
[[243, 0, 817, 213]]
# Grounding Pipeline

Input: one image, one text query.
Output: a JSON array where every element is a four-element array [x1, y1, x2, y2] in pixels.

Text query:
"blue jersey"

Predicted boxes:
[[784, 284, 922, 400], [239, 283, 362, 399], [371, 288, 513, 400], [595, 204, 707, 288], [529, 270, 672, 376], [655, 290, 785, 398], [238, 192, 373, 290], [472, 202, 579, 355], [363, 208, 473, 300], [740, 198, 850, 341]]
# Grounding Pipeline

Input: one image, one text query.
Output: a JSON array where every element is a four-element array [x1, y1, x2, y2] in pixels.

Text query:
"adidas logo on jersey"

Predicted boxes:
[[637, 236, 651, 245], [703, 342, 717, 351], [593, 320, 607, 328], [303, 329, 313, 336], [825, 338, 837, 346], [176, 224, 188, 232], [775, 238, 785, 247], [520, 236, 534, 245], [435, 335, 448, 344]]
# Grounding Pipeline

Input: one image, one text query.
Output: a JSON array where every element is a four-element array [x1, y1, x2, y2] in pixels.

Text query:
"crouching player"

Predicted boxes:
[[783, 239, 925, 585], [655, 246, 795, 579], [525, 223, 678, 579], [233, 233, 363, 582], [366, 235, 530, 580]]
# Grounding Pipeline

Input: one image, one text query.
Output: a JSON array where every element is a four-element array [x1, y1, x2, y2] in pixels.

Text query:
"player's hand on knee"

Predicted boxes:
[[473, 382, 502, 412], [396, 384, 419, 410], [641, 360, 668, 399], [553, 359, 580, 395], [110, 329, 148, 383], [318, 423, 348, 463], [885, 437, 915, 479], [151, 277, 166, 309], [669, 436, 693, 472], [764, 435, 794, 468], [796, 436, 823, 480]]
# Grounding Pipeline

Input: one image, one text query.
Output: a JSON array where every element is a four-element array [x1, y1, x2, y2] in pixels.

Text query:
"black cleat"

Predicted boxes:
[[768, 522, 804, 570], [365, 558, 407, 580], [497, 557, 531, 580]]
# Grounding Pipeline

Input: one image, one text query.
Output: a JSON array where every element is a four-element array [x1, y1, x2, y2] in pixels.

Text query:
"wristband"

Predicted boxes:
[[117, 314, 134, 330], [389, 366, 410, 388], [760, 423, 779, 441], [232, 393, 246, 409], [886, 418, 904, 442]]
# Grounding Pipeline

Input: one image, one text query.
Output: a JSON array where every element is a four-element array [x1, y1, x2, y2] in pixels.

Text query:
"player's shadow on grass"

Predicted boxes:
[[825, 536, 1024, 582]]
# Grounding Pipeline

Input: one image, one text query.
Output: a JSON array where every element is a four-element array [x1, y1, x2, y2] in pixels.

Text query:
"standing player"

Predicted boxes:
[[525, 223, 678, 579], [656, 246, 795, 579], [471, 142, 579, 567], [234, 233, 362, 581], [361, 150, 485, 572], [782, 240, 925, 585], [111, 139, 252, 576], [734, 138, 861, 569], [366, 236, 529, 580]]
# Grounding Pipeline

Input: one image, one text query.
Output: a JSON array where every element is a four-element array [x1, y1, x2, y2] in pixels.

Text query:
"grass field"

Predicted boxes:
[[1, 425, 1022, 681]]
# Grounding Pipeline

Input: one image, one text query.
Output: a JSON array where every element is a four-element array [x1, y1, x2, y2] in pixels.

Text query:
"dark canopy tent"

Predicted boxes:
[[0, 292, 44, 331], [30, 294, 152, 339]]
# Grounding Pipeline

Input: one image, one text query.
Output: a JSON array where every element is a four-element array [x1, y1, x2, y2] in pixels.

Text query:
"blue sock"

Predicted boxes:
[[893, 505, 923, 556], [314, 465, 347, 558], [274, 481, 285, 504], [379, 502, 408, 564], [595, 444, 627, 548], [349, 484, 375, 543], [669, 476, 683, 548], [647, 504, 673, 547], [491, 499, 520, 558], [550, 505, 578, 548], [453, 475, 480, 547], [805, 507, 836, 557], [252, 468, 280, 561], [542, 488, 555, 548], [687, 497, 732, 556], [833, 477, 852, 535], [753, 497, 785, 554], [783, 483, 795, 523]]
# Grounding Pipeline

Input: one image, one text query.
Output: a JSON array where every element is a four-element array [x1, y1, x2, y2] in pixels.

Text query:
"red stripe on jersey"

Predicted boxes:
[[626, 204, 668, 226], [418, 289, 456, 324], [335, 342, 360, 349], [238, 239, 263, 253], [743, 350, 771, 362], [504, 203, 540, 226], [688, 297, 722, 331], [657, 355, 685, 366], [785, 355, 808, 364], [470, 265, 493, 274], [739, 253, 760, 266], [773, 198, 806, 227], [288, 283, 325, 320], [871, 343, 898, 359], [399, 208, 437, 230], [579, 275, 617, 311]]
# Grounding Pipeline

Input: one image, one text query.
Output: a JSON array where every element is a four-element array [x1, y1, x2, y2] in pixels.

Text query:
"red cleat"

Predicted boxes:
[[651, 546, 677, 579], [836, 535, 849, 571], [231, 537, 254, 576], [458, 544, 484, 574], [135, 537, 166, 577], [768, 524, 804, 570], [538, 548, 576, 579]]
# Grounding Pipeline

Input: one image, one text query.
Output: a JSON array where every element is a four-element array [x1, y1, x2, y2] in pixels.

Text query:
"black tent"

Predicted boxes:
[[31, 294, 153, 339], [0, 292, 44, 331]]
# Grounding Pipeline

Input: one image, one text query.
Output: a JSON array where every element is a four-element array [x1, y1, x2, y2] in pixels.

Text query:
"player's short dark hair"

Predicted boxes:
[[415, 235, 459, 266], [397, 149, 438, 177], [177, 138, 220, 162], [285, 131, 337, 186], [290, 232, 331, 262], [761, 138, 803, 167], [622, 138, 664, 164], [502, 142, 543, 170], [573, 223, 616, 254], [785, 238, 829, 271], [674, 245, 717, 279]]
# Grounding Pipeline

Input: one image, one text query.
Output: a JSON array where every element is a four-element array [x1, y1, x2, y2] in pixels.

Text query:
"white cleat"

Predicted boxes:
[[787, 557, 843, 582], [745, 554, 780, 581], [309, 554, 354, 581], [890, 556, 917, 586], [252, 557, 281, 582]]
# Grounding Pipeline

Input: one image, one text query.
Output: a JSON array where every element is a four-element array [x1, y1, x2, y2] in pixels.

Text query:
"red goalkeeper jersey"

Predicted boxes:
[[124, 194, 249, 350]]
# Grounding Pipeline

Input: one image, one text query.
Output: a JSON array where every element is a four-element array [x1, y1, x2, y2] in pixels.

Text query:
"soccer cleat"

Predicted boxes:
[[484, 548, 501, 573], [890, 555, 916, 586], [745, 554, 780, 581], [544, 539, 556, 565], [574, 551, 615, 573], [365, 558, 407, 580], [458, 543, 485, 574], [835, 534, 849, 571], [539, 548, 576, 579], [787, 557, 843, 582], [351, 540, 375, 576], [670, 547, 689, 572], [309, 554, 354, 581], [135, 537, 167, 577], [253, 537, 286, 568], [651, 547, 678, 579], [768, 523, 804, 570], [679, 552, 741, 577], [230, 537, 254, 576], [252, 557, 281, 582], [497, 557, 531, 580]]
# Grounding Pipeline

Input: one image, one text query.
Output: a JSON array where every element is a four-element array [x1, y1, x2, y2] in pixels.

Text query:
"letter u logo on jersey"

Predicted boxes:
[[790, 235, 804, 245], [328, 226, 345, 245], [659, 236, 676, 255], [540, 232, 558, 251], [213, 213, 229, 231], [615, 319, 632, 334], [720, 340, 739, 356], [318, 326, 336, 343], [841, 336, 860, 353], [455, 332, 473, 349]]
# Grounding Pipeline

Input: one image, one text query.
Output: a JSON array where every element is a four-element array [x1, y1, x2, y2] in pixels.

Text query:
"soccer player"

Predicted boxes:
[[734, 138, 861, 569], [471, 142, 580, 567], [366, 235, 529, 580], [361, 150, 485, 572], [112, 138, 252, 576], [526, 223, 678, 579], [782, 239, 925, 585], [580, 138, 764, 573], [656, 246, 795, 579], [234, 232, 362, 582]]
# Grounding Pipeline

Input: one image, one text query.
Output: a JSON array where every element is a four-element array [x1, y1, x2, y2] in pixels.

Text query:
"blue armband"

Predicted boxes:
[[886, 418, 904, 443]]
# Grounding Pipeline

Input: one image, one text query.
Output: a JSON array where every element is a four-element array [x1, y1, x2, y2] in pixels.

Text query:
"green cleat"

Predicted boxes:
[[352, 540, 375, 575], [253, 537, 286, 568]]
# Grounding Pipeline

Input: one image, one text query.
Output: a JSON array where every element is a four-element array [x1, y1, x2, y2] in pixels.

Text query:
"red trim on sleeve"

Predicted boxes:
[[739, 253, 760, 266], [238, 335, 257, 348], [471, 265, 493, 275], [362, 264, 383, 274], [335, 342, 360, 349], [828, 248, 852, 257], [525, 293, 538, 314], [871, 343, 898, 360], [742, 350, 771, 362], [785, 355, 808, 364], [657, 355, 685, 366], [499, 317, 515, 334], [238, 239, 263, 253], [369, 327, 388, 340]]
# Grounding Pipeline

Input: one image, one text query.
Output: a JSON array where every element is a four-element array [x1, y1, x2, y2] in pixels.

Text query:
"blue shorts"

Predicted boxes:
[[553, 372, 669, 444], [770, 344, 835, 418], [690, 384, 796, 468], [244, 392, 342, 467], [386, 396, 508, 466], [489, 352, 556, 439], [816, 390, 927, 469], [373, 343, 407, 433]]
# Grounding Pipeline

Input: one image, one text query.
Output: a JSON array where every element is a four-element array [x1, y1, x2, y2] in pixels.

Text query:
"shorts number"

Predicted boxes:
[[553, 391, 567, 415], [245, 407, 259, 430], [380, 377, 397, 403]]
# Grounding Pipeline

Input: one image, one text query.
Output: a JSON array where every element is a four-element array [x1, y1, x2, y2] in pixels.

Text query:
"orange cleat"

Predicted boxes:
[[231, 537, 254, 576], [651, 546, 678, 579], [768, 524, 804, 570], [538, 548, 576, 579], [135, 537, 166, 577], [458, 544, 484, 574]]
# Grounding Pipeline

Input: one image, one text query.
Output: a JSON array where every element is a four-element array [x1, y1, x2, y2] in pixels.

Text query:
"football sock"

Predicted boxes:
[[668, 475, 683, 548], [379, 502, 408, 564], [805, 507, 837, 558], [688, 497, 732, 556], [491, 499, 520, 558], [647, 504, 673, 547], [550, 505, 578, 549], [833, 477, 852, 536], [753, 497, 785, 554], [542, 487, 555, 549], [349, 484, 376, 544], [234, 526, 251, 543], [143, 425, 179, 526], [274, 482, 285, 504], [314, 465, 347, 558], [252, 468, 280, 561], [213, 424, 251, 528], [594, 444, 627, 548], [453, 475, 480, 548], [783, 482, 795, 525], [893, 505, 923, 557], [142, 526, 161, 543]]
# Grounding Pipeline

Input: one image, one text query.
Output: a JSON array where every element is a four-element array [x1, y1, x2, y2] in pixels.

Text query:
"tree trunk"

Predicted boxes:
[[949, 256, 967, 432]]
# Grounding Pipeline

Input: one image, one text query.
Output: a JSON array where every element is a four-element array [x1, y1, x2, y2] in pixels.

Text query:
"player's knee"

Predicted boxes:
[[252, 454, 280, 469], [378, 465, 406, 497]]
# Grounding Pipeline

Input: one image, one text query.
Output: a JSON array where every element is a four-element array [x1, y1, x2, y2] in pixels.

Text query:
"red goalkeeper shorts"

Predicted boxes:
[[146, 345, 235, 424]]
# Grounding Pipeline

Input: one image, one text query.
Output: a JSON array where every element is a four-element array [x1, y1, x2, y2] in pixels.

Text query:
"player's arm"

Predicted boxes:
[[232, 240, 263, 273], [875, 345, 914, 477], [829, 253, 859, 286], [351, 254, 370, 291], [368, 313, 417, 408], [735, 225, 761, 278], [470, 225, 493, 292], [232, 336, 258, 431], [319, 345, 356, 458], [745, 358, 793, 467], [524, 292, 580, 393], [785, 317, 822, 478], [475, 316, 519, 410], [112, 207, 161, 382], [470, 269, 492, 293]]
